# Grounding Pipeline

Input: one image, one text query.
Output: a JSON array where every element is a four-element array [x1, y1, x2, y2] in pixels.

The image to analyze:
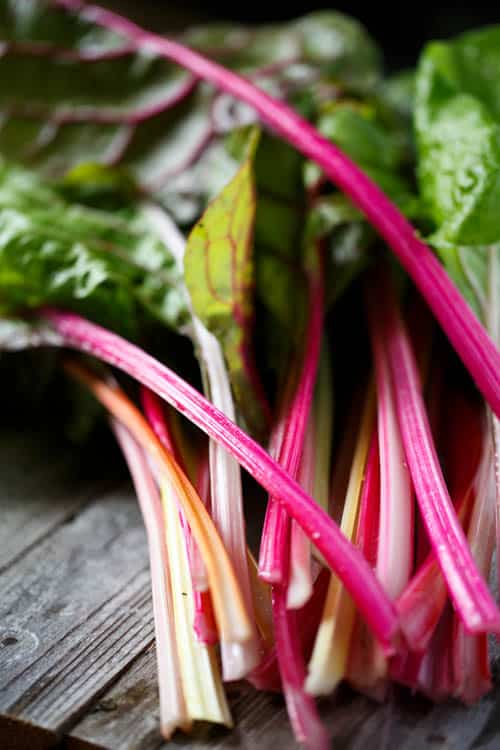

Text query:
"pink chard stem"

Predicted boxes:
[[259, 262, 326, 747], [395, 388, 483, 652], [42, 307, 399, 654], [346, 434, 382, 693], [54, 0, 500, 419], [373, 270, 500, 636]]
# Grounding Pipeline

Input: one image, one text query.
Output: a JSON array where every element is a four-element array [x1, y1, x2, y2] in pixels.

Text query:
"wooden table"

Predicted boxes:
[[1, 426, 500, 750]]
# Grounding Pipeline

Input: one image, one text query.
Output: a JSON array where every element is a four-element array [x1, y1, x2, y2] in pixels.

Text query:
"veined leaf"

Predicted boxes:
[[0, 2, 382, 227], [184, 130, 268, 436]]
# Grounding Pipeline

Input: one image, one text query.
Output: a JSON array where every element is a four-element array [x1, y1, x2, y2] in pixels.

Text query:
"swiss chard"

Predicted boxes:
[[2, 3, 500, 746], [0, 159, 187, 337], [415, 28, 500, 248], [415, 28, 500, 603], [184, 128, 270, 437]]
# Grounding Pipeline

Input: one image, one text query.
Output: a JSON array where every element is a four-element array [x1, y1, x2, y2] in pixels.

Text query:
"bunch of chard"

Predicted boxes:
[[0, 3, 499, 748]]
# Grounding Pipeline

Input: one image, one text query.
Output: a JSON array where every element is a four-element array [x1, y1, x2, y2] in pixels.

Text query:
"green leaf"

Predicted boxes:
[[377, 70, 416, 125], [0, 2, 382, 228], [0, 159, 188, 337], [184, 11, 381, 96], [308, 102, 419, 215], [184, 130, 268, 436], [0, 0, 191, 122], [415, 29, 500, 246]]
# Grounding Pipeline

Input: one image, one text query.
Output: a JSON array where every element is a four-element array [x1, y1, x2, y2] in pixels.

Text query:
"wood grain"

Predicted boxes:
[[1, 428, 500, 750], [0, 439, 155, 749], [0, 430, 102, 573]]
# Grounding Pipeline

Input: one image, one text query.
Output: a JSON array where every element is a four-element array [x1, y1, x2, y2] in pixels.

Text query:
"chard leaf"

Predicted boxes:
[[415, 28, 500, 246], [307, 102, 419, 216], [0, 1, 386, 422], [0, 0, 193, 123], [0, 2, 382, 227], [414, 27, 500, 325], [184, 11, 381, 98], [184, 131, 267, 435], [0, 160, 188, 337]]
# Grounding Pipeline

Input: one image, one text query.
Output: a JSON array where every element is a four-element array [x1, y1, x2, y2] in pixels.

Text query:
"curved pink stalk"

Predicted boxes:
[[53, 0, 500, 418], [396, 389, 483, 651], [378, 271, 500, 636], [42, 307, 399, 652]]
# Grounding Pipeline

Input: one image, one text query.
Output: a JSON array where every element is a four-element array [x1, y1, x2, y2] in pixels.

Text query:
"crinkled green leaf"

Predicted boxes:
[[413, 27, 500, 326], [0, 159, 188, 337], [415, 28, 500, 246]]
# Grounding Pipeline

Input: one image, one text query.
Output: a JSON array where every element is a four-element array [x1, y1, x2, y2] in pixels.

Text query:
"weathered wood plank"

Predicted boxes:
[[68, 656, 500, 750], [2, 428, 500, 750], [67, 647, 161, 750], [0, 430, 105, 573], [0, 484, 155, 749], [68, 646, 298, 750]]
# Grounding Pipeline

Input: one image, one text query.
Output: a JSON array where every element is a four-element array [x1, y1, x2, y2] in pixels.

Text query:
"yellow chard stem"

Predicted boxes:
[[306, 384, 375, 696]]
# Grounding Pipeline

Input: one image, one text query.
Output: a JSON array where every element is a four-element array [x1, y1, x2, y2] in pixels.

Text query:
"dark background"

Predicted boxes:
[[102, 0, 500, 69]]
